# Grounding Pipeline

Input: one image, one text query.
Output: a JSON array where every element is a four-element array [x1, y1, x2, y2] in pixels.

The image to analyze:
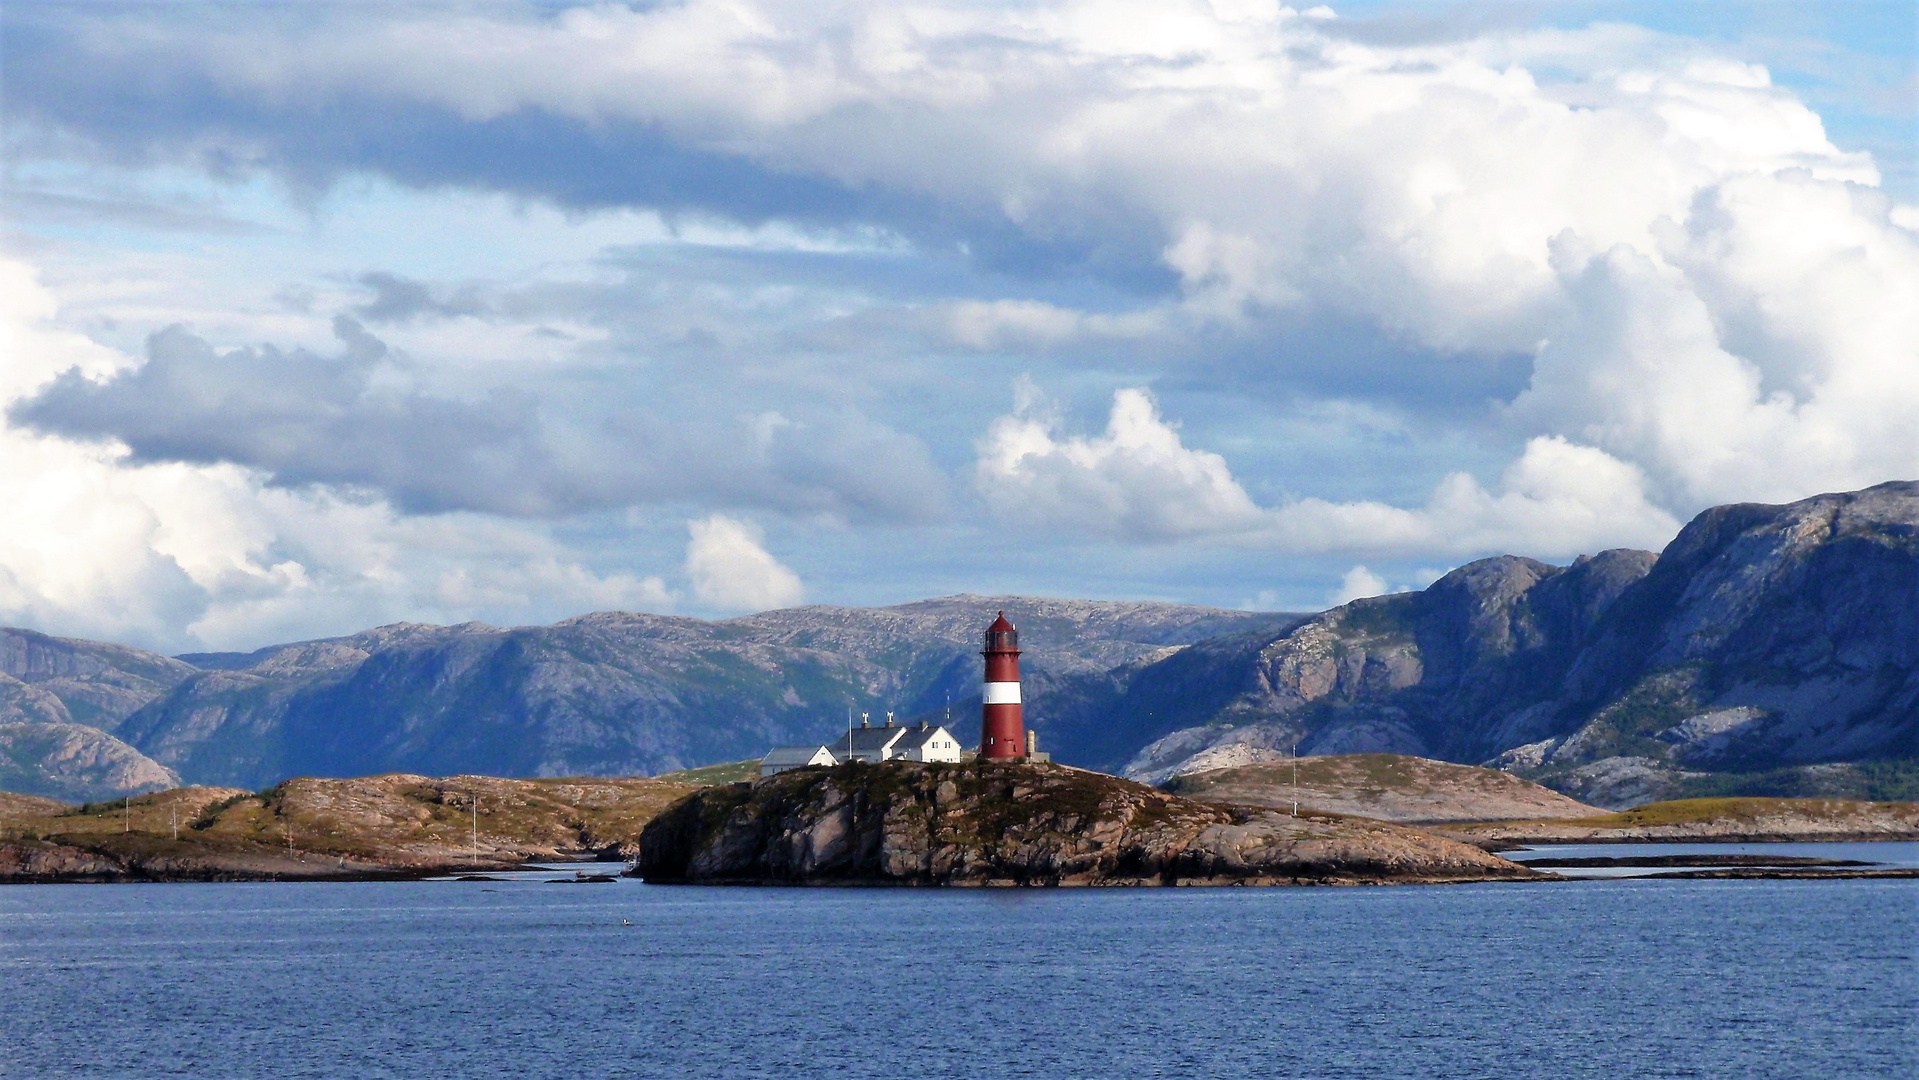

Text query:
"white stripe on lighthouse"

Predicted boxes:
[[982, 682, 1021, 705]]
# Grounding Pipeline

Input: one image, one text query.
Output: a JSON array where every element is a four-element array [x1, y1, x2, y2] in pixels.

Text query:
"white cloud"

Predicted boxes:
[[977, 384, 1681, 556], [1515, 176, 1919, 507], [9, 1, 1918, 624], [1268, 435, 1683, 557], [976, 383, 1265, 541], [1328, 565, 1389, 607], [0, 257, 674, 652], [43, 1, 1909, 515], [684, 514, 805, 613]]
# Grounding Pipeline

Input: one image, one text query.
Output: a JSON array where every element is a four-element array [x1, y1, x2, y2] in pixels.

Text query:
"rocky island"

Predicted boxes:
[[635, 760, 1539, 886], [1164, 754, 1605, 823], [0, 773, 701, 882], [1432, 796, 1919, 846]]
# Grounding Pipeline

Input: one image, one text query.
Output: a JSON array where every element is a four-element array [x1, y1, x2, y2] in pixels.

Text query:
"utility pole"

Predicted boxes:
[[123, 796, 130, 833], [171, 800, 178, 841], [471, 794, 479, 867], [1291, 738, 1299, 818]]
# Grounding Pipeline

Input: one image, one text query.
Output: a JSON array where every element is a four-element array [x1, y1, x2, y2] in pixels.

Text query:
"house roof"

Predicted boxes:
[[891, 724, 956, 751], [829, 725, 909, 756], [761, 745, 833, 766]]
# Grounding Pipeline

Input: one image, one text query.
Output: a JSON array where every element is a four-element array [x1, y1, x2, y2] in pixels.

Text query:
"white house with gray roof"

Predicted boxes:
[[761, 716, 965, 776], [758, 744, 837, 777], [829, 719, 965, 763], [829, 716, 964, 764]]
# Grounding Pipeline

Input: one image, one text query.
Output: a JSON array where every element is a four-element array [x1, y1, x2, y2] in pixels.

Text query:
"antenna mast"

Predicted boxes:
[[1291, 738, 1299, 817]]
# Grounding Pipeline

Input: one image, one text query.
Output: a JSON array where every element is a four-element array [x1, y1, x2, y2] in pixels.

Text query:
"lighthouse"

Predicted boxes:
[[979, 611, 1025, 760]]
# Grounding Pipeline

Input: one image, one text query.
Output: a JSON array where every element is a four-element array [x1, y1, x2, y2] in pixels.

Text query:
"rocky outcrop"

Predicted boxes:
[[1164, 754, 1604, 823], [0, 774, 701, 882], [0, 722, 179, 802], [635, 761, 1537, 886]]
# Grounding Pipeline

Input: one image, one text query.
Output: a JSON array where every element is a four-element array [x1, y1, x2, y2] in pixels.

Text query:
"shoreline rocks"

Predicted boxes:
[[636, 761, 1540, 886]]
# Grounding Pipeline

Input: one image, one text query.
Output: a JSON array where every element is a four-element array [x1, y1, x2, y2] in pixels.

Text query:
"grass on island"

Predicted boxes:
[[1661, 760, 1919, 802], [1559, 796, 1919, 829], [655, 760, 759, 786], [1441, 795, 1919, 836], [0, 774, 710, 869]]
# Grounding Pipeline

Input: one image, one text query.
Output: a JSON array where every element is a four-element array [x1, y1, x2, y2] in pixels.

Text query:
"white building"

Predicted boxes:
[[759, 744, 837, 777], [763, 717, 965, 776], [888, 722, 966, 763], [828, 717, 965, 764]]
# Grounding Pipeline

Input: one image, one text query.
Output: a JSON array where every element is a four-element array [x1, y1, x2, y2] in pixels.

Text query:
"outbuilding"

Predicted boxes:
[[759, 745, 837, 777]]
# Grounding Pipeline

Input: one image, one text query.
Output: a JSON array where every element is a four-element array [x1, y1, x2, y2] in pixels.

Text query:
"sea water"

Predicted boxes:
[[2, 876, 1913, 1079]]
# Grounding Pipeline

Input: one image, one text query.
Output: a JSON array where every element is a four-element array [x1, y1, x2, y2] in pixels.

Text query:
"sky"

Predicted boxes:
[[2, 0, 1915, 653]]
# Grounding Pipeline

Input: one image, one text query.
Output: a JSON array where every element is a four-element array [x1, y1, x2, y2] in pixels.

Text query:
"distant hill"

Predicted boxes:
[[0, 774, 703, 882], [0, 482, 1915, 803], [1163, 754, 1603, 823], [0, 627, 197, 729], [0, 628, 191, 800], [101, 596, 1293, 792], [1107, 482, 1919, 804], [0, 722, 179, 803]]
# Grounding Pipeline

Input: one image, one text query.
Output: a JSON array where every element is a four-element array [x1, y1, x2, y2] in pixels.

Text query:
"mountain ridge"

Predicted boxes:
[[1, 483, 1915, 804]]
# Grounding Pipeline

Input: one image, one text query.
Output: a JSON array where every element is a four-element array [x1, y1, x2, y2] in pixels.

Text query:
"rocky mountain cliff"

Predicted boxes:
[[0, 482, 1914, 803], [1, 629, 192, 800], [1112, 482, 1919, 804], [0, 722, 179, 803]]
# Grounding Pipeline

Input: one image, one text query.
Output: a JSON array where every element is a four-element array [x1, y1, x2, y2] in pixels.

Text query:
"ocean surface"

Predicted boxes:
[[3, 867, 1915, 1079]]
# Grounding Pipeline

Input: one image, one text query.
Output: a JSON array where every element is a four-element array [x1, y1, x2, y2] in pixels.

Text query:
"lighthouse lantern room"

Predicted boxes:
[[979, 611, 1026, 760]]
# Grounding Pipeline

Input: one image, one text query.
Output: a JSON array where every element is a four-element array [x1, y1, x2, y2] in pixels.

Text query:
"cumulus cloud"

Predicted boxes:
[[12, 1, 1907, 513], [1513, 174, 1919, 507], [978, 384, 1680, 557], [1328, 566, 1390, 607], [0, 257, 673, 651], [13, 2, 1877, 311], [2, 0, 1914, 633], [684, 514, 804, 613], [976, 383, 1264, 541], [11, 314, 952, 523]]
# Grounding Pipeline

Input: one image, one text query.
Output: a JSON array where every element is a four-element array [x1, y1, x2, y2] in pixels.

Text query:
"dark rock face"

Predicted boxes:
[[1120, 483, 1919, 799], [635, 761, 1534, 886]]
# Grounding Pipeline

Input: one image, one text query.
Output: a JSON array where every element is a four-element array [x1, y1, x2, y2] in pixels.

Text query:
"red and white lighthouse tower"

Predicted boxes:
[[979, 611, 1025, 760]]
